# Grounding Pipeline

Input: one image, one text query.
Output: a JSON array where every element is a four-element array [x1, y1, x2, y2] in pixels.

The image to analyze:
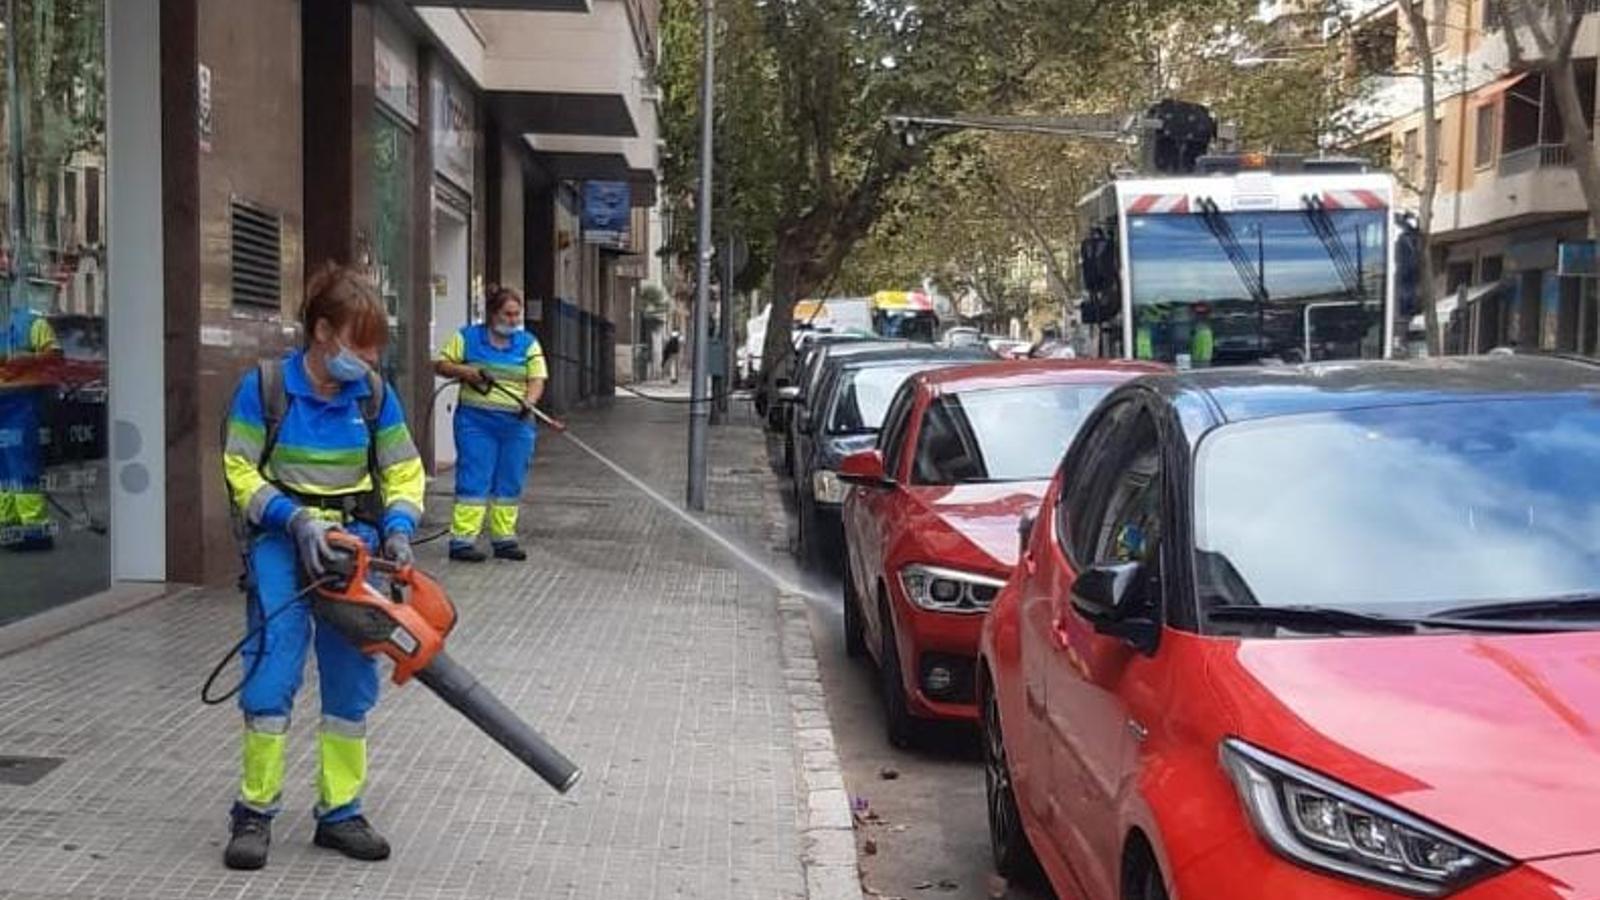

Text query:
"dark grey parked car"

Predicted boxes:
[[792, 345, 993, 569]]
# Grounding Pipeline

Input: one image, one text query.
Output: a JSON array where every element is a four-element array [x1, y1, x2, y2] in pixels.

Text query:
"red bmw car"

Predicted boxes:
[[980, 357, 1600, 900], [838, 359, 1163, 747]]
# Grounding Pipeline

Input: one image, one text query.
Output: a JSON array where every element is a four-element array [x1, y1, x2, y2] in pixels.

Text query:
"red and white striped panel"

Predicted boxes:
[[1127, 194, 1191, 214], [1320, 189, 1385, 210]]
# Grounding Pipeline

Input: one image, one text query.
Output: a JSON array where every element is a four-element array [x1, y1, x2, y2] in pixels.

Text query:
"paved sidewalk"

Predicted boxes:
[[0, 392, 814, 900]]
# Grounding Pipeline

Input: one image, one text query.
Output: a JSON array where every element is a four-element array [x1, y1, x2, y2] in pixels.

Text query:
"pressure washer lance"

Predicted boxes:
[[315, 531, 582, 793], [472, 370, 568, 433]]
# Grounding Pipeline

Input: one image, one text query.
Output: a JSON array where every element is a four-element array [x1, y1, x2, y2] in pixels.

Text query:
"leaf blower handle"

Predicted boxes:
[[414, 649, 582, 793]]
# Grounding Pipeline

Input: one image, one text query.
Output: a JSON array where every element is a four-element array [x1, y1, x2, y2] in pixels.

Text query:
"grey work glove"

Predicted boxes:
[[382, 530, 414, 568], [287, 508, 343, 577]]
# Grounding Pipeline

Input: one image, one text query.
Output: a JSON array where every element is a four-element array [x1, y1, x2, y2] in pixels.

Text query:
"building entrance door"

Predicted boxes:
[[431, 200, 469, 471]]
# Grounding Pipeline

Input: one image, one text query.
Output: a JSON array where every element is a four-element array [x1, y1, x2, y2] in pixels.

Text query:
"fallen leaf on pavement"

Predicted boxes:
[[914, 881, 935, 891], [938, 878, 959, 891], [862, 838, 878, 855], [879, 766, 900, 780]]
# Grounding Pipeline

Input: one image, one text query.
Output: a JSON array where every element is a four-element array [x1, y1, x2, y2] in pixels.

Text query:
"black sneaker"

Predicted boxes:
[[449, 544, 488, 563], [223, 810, 271, 870], [313, 815, 391, 861], [492, 542, 527, 561]]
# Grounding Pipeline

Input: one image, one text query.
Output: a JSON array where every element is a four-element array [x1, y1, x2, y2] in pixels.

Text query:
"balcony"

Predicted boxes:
[[1497, 143, 1573, 177]]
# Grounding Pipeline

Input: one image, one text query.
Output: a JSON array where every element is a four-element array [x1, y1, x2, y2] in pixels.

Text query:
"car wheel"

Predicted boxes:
[[879, 599, 917, 749], [983, 678, 1041, 881], [1122, 842, 1169, 900], [842, 566, 866, 659]]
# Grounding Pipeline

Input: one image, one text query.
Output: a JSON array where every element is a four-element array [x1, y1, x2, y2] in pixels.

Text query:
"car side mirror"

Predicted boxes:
[[838, 449, 893, 488], [1070, 561, 1159, 653], [778, 385, 801, 402]]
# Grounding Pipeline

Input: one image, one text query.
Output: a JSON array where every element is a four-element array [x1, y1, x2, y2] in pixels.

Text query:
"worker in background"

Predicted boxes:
[[220, 263, 425, 870], [1191, 302, 1215, 368], [0, 298, 60, 551], [434, 285, 547, 563]]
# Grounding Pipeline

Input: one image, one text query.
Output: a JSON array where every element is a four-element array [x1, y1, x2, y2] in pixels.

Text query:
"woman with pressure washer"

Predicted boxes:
[[219, 263, 425, 870], [433, 285, 547, 563]]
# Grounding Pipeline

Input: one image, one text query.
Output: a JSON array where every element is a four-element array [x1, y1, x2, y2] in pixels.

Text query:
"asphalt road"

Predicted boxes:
[[772, 467, 1053, 900]]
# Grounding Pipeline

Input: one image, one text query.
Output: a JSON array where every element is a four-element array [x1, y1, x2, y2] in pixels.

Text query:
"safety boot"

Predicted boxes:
[[313, 815, 391, 861], [449, 544, 488, 563], [223, 809, 271, 870], [492, 542, 527, 561]]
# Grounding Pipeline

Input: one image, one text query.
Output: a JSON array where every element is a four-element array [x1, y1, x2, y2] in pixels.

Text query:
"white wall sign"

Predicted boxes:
[[374, 15, 419, 125], [431, 73, 474, 191]]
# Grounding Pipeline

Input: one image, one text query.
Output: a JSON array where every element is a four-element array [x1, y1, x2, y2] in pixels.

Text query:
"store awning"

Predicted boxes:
[[1409, 281, 1503, 331], [1474, 71, 1530, 102]]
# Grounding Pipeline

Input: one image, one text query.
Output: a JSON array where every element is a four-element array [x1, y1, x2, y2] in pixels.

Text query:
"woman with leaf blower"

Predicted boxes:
[[219, 263, 425, 870], [433, 285, 547, 562]]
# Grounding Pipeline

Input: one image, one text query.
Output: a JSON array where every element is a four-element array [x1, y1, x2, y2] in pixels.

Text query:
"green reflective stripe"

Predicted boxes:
[[316, 730, 366, 815], [321, 715, 366, 738], [482, 362, 527, 380], [246, 714, 290, 735], [225, 429, 264, 460], [269, 462, 372, 493], [241, 730, 287, 811], [246, 484, 284, 523], [271, 444, 368, 467]]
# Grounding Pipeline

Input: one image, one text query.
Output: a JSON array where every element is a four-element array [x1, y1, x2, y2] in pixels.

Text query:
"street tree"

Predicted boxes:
[[1397, 0, 1445, 355], [1498, 1, 1600, 230]]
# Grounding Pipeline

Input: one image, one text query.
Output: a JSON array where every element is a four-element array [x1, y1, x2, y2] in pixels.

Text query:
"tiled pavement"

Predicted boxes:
[[0, 392, 813, 899]]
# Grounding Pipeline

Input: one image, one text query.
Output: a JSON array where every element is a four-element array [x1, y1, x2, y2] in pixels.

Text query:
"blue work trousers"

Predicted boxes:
[[451, 405, 537, 547]]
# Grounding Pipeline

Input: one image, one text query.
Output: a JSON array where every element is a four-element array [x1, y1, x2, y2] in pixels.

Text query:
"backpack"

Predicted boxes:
[[223, 357, 387, 533]]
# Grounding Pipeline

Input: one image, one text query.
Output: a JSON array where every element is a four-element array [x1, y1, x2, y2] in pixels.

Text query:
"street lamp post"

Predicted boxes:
[[687, 0, 715, 511]]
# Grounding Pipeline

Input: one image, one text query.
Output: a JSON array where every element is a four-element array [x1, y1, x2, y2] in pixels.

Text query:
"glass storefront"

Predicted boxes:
[[0, 0, 109, 625], [373, 107, 413, 395]]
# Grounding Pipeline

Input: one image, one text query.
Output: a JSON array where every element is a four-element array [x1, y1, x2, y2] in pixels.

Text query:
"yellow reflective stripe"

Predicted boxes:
[[527, 346, 548, 380], [316, 730, 366, 815], [436, 331, 466, 365], [489, 504, 518, 540], [459, 390, 523, 412], [380, 457, 425, 517], [12, 491, 46, 526], [452, 502, 486, 539], [225, 452, 276, 519], [241, 730, 287, 811]]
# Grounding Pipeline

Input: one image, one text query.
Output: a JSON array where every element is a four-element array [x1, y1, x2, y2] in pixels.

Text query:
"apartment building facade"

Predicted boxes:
[[1344, 0, 1600, 355]]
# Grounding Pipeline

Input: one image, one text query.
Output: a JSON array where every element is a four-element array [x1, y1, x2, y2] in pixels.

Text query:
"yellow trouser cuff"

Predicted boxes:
[[240, 730, 287, 811], [489, 503, 519, 540], [451, 502, 487, 539], [13, 492, 46, 526], [316, 730, 367, 814]]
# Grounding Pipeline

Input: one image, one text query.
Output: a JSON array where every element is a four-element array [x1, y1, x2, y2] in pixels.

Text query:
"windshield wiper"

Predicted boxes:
[[1206, 604, 1590, 635], [1206, 604, 1418, 635], [1427, 595, 1600, 622]]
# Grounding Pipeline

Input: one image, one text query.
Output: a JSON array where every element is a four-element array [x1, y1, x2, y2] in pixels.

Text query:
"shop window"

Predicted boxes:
[[0, 0, 109, 624], [229, 199, 283, 308], [1447, 262, 1474, 295], [1479, 255, 1503, 284]]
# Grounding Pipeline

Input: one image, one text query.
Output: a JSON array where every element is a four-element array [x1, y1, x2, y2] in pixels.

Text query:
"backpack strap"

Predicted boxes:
[[256, 359, 288, 474]]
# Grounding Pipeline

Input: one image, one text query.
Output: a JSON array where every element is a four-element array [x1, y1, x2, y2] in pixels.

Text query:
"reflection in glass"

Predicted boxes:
[[1128, 208, 1387, 365], [1195, 397, 1600, 615], [828, 364, 935, 435], [0, 0, 109, 624], [913, 384, 1112, 484]]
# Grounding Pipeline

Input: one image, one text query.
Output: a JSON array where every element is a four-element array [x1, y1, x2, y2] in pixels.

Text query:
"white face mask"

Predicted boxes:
[[492, 322, 524, 337]]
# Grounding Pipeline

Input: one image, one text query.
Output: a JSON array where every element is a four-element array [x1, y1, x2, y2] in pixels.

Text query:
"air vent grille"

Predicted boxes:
[[231, 199, 282, 308]]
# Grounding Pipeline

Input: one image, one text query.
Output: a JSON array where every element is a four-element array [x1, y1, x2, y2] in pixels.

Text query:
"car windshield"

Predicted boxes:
[[913, 383, 1112, 484], [1194, 395, 1600, 616], [1128, 208, 1387, 365], [828, 363, 941, 434]]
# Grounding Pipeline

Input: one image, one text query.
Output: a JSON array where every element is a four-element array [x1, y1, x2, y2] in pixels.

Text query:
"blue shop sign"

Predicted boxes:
[[582, 181, 631, 246]]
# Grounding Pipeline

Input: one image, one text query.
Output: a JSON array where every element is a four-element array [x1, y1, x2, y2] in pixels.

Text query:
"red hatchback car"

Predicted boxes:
[[980, 357, 1600, 900], [839, 359, 1163, 747]]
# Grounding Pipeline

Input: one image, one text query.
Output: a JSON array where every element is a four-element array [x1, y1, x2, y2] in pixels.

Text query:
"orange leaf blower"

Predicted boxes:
[[315, 532, 582, 793]]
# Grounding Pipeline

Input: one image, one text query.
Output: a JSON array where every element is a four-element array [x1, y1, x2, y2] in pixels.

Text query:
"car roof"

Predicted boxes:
[[830, 346, 993, 372], [916, 358, 1168, 393], [1149, 356, 1600, 426]]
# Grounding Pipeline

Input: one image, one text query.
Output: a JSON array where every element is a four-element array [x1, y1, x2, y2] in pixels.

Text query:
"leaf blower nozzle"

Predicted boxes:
[[315, 533, 582, 793]]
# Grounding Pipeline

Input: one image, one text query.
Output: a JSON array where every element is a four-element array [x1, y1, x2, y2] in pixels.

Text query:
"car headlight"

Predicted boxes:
[[1221, 739, 1508, 897], [899, 564, 1006, 614], [813, 469, 847, 504]]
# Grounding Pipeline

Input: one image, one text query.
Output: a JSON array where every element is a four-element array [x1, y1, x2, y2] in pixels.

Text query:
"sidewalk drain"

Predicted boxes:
[[0, 755, 64, 786]]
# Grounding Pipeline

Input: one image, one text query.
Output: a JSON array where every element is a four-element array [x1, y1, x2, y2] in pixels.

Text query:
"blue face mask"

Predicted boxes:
[[325, 344, 370, 383], [492, 322, 523, 338]]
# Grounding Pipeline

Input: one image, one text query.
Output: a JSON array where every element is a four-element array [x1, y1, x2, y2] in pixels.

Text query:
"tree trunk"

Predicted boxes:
[[1402, 0, 1443, 356], [758, 222, 827, 391], [1547, 49, 1600, 234]]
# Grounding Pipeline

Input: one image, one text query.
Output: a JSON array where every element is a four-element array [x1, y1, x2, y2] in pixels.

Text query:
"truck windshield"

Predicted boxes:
[[1127, 208, 1387, 366], [874, 310, 938, 342]]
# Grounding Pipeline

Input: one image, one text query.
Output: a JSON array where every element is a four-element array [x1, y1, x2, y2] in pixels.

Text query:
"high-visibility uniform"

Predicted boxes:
[[221, 349, 425, 823], [1192, 320, 1215, 367], [437, 324, 547, 549], [0, 307, 58, 546]]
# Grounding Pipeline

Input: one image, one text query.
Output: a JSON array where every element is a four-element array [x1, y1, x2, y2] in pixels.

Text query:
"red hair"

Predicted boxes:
[[302, 262, 388, 350]]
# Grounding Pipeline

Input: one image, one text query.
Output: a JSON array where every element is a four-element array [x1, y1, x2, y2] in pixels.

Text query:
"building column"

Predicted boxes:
[[159, 0, 200, 583], [411, 49, 436, 449], [303, 0, 375, 272]]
